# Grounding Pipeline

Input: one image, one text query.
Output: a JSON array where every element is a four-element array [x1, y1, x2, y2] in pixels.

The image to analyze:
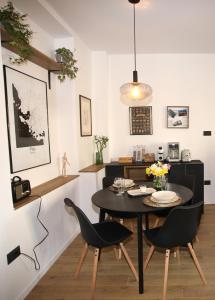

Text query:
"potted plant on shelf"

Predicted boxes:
[[0, 1, 33, 64], [55, 47, 78, 82], [94, 135, 109, 165]]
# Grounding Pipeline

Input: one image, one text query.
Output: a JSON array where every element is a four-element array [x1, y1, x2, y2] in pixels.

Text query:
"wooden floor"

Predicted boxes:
[[26, 205, 215, 300]]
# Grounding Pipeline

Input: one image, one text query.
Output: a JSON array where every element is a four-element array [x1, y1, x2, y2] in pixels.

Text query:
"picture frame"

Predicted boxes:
[[167, 106, 189, 128], [3, 65, 51, 173], [129, 106, 153, 135], [79, 95, 92, 136]]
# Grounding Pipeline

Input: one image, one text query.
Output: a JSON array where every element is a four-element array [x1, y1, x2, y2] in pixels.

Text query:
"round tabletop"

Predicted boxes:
[[92, 182, 193, 214]]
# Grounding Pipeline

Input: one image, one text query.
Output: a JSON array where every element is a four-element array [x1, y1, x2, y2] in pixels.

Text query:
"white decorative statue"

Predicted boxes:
[[62, 152, 70, 177]]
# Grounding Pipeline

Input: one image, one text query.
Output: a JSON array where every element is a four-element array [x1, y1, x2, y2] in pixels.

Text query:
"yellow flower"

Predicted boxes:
[[146, 161, 170, 177]]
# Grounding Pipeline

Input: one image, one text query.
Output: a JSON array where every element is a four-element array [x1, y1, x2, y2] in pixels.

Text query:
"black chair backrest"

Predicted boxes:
[[157, 201, 203, 248], [102, 176, 115, 189], [64, 198, 106, 248], [169, 174, 195, 192]]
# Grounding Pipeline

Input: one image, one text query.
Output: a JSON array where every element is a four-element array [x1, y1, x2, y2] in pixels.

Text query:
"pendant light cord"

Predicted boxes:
[[133, 4, 137, 71]]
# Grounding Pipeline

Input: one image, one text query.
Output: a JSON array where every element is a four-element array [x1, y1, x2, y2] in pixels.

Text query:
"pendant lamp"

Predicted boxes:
[[120, 0, 152, 106]]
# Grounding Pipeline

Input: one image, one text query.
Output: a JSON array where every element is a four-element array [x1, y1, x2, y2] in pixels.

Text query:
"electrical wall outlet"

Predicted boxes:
[[7, 246, 21, 265], [204, 180, 211, 185], [203, 131, 212, 136]]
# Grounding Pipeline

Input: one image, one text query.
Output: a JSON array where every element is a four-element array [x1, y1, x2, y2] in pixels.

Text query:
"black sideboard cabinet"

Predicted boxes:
[[105, 160, 204, 205]]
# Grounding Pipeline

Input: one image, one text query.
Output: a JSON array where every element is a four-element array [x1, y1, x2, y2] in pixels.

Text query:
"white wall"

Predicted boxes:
[[76, 37, 94, 169], [109, 54, 215, 203], [0, 13, 94, 300], [92, 51, 109, 162]]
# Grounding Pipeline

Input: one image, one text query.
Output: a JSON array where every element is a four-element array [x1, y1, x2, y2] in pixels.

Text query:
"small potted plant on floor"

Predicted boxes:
[[55, 47, 78, 82], [0, 1, 33, 64]]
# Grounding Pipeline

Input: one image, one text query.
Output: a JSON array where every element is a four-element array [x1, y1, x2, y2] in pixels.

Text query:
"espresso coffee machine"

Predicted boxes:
[[167, 142, 180, 162]]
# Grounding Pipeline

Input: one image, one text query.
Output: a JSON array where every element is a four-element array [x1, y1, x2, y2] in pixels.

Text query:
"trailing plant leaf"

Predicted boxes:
[[55, 47, 78, 82], [0, 1, 33, 64]]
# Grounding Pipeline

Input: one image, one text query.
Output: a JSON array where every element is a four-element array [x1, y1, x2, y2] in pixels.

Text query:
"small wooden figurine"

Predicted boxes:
[[62, 152, 70, 177]]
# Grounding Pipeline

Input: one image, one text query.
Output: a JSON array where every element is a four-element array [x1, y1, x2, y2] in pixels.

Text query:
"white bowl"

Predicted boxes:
[[152, 191, 176, 202]]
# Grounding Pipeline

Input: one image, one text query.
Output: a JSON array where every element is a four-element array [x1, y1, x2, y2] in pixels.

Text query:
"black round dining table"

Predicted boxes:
[[92, 182, 193, 294]]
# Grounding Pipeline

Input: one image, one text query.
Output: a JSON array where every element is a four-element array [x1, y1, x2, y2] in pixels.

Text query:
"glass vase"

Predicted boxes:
[[153, 175, 166, 190], [95, 151, 103, 165]]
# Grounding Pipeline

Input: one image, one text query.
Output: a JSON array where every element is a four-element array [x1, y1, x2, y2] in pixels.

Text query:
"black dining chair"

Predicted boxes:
[[64, 198, 138, 299], [152, 174, 196, 228], [102, 176, 138, 258], [102, 176, 137, 225], [144, 201, 206, 300]]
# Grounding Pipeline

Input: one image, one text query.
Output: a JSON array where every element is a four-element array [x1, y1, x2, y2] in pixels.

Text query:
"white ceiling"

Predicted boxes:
[[13, 0, 215, 53]]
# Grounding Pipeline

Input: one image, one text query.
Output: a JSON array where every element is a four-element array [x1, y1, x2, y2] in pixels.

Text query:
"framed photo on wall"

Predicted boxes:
[[167, 106, 189, 128], [129, 106, 153, 135], [79, 95, 92, 136], [4, 65, 51, 173]]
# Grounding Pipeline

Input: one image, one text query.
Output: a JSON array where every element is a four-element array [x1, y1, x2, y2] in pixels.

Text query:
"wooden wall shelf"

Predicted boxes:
[[79, 164, 105, 173], [14, 175, 79, 210], [0, 27, 62, 88]]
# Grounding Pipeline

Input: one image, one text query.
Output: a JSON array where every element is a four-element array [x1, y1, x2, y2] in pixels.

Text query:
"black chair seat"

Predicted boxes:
[[145, 202, 202, 248], [93, 221, 132, 247], [151, 175, 195, 225]]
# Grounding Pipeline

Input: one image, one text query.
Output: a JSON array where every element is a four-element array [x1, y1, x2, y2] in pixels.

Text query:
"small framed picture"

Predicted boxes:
[[129, 106, 153, 135], [167, 106, 189, 128], [79, 95, 92, 136]]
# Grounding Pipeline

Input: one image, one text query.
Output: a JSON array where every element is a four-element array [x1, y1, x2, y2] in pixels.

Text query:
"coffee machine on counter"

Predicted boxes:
[[167, 142, 180, 162]]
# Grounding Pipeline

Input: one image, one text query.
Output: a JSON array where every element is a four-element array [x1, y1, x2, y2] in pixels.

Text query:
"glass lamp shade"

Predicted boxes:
[[120, 82, 152, 106]]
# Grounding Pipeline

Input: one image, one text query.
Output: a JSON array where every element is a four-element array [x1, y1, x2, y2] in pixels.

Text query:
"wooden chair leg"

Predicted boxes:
[[144, 245, 155, 270], [195, 235, 200, 243], [113, 246, 120, 260], [129, 219, 135, 232], [187, 243, 207, 285], [91, 248, 99, 299], [120, 243, 138, 282], [75, 242, 88, 278], [163, 249, 170, 300], [173, 247, 180, 264], [118, 219, 123, 259], [153, 217, 160, 228]]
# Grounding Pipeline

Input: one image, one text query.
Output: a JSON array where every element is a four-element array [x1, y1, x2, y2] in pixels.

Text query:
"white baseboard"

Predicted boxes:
[[17, 226, 80, 300]]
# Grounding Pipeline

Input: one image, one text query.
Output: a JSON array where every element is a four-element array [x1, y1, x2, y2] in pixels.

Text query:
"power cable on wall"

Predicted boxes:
[[20, 195, 49, 270]]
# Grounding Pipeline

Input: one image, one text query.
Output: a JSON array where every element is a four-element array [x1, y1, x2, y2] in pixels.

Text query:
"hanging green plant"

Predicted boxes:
[[0, 1, 33, 64], [55, 47, 78, 82]]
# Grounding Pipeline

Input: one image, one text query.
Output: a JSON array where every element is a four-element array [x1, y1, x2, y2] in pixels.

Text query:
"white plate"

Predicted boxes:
[[127, 188, 156, 197], [151, 194, 179, 204], [152, 191, 176, 202]]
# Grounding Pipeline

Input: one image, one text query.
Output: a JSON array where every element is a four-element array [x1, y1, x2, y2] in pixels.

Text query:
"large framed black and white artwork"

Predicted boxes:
[[3, 65, 51, 173]]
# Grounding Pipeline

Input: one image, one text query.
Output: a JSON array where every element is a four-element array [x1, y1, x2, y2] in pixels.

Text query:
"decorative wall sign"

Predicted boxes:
[[167, 106, 189, 128], [4, 65, 51, 173], [129, 106, 153, 135], [79, 95, 92, 136]]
